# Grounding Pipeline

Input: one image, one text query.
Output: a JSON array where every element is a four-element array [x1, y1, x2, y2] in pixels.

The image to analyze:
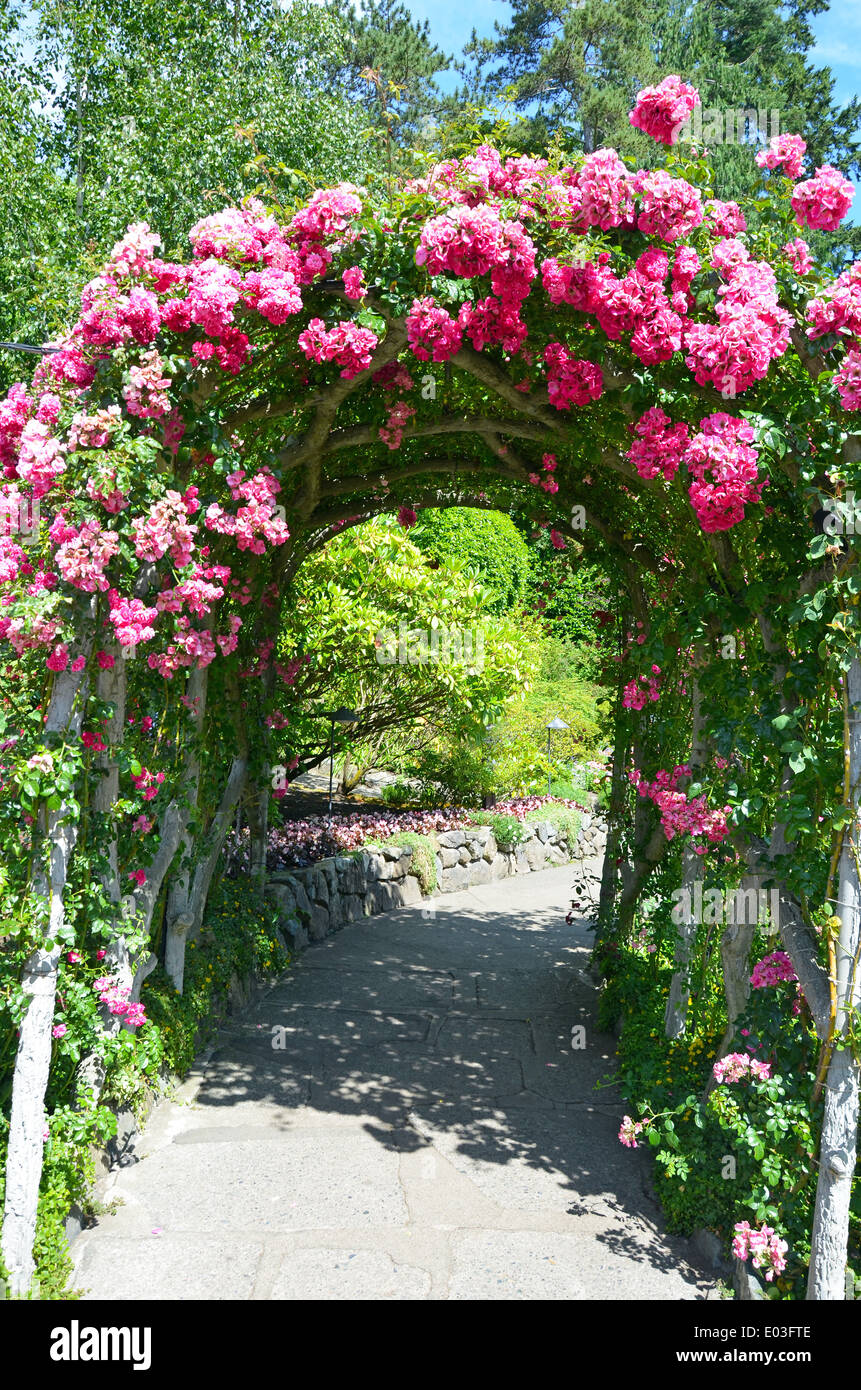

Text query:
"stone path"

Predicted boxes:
[[71, 865, 713, 1300]]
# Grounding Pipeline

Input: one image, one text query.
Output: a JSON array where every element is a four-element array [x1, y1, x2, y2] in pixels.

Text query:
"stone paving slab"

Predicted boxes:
[[70, 864, 712, 1301]]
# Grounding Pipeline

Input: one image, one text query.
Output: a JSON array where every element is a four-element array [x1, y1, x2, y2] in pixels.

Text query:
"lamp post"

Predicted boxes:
[[322, 708, 360, 818], [545, 716, 569, 796]]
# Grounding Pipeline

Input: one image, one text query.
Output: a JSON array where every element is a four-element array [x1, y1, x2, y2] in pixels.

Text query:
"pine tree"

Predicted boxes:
[[331, 0, 452, 141]]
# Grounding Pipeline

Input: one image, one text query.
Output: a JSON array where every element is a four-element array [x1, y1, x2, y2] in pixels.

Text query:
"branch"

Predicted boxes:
[[324, 414, 550, 455]]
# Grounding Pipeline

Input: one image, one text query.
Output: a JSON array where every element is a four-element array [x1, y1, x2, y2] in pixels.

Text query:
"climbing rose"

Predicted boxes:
[[629, 75, 700, 145], [416, 204, 509, 278], [628, 408, 690, 482], [791, 165, 855, 232], [705, 200, 746, 237], [46, 644, 69, 672], [342, 266, 365, 300], [755, 133, 807, 180], [406, 297, 463, 362], [713, 1052, 773, 1084], [783, 238, 812, 275], [750, 951, 797, 988], [835, 349, 861, 411], [241, 267, 302, 324], [298, 318, 378, 378], [685, 413, 764, 532], [543, 344, 602, 410], [618, 1115, 645, 1147], [733, 1222, 788, 1282], [633, 169, 704, 243]]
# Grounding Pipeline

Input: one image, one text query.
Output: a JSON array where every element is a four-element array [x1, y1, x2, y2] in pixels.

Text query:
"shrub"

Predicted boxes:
[[410, 508, 532, 613], [468, 811, 530, 852], [380, 777, 414, 808], [410, 743, 493, 808], [376, 830, 439, 895], [527, 803, 583, 844]]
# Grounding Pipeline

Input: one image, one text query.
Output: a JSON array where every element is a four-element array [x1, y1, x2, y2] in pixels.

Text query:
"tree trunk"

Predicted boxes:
[[166, 753, 247, 991], [807, 656, 861, 1300], [1, 644, 92, 1296], [664, 662, 708, 1038], [716, 879, 759, 1056], [595, 684, 630, 946], [78, 645, 128, 1098], [664, 841, 702, 1038], [245, 775, 269, 908], [164, 665, 209, 992]]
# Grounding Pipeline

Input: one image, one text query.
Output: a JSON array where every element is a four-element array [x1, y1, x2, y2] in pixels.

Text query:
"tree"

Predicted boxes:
[[274, 514, 538, 782], [458, 0, 662, 155], [329, 0, 452, 141]]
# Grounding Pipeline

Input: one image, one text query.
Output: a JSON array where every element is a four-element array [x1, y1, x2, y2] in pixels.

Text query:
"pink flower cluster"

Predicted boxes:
[[543, 249, 688, 367], [94, 977, 148, 1028], [835, 349, 861, 411], [108, 590, 158, 648], [633, 170, 704, 243], [458, 297, 527, 353], [122, 350, 172, 420], [16, 420, 67, 498], [379, 401, 416, 450], [629, 75, 700, 145], [750, 951, 797, 988], [783, 237, 812, 275], [69, 405, 122, 453], [558, 150, 636, 232], [529, 452, 559, 493], [406, 297, 463, 361], [417, 203, 512, 279], [791, 165, 855, 232], [618, 1115, 646, 1148], [685, 413, 764, 532], [147, 617, 217, 677], [55, 520, 120, 593], [241, 267, 303, 324], [685, 256, 791, 394], [203, 468, 290, 554], [623, 666, 661, 710], [628, 408, 764, 532], [298, 318, 379, 378], [543, 344, 603, 410], [806, 260, 861, 341], [732, 1222, 788, 1282], [629, 763, 730, 849], [755, 133, 807, 180], [131, 765, 165, 800], [705, 200, 746, 237], [131, 488, 199, 567], [713, 1052, 772, 1083], [628, 407, 690, 482]]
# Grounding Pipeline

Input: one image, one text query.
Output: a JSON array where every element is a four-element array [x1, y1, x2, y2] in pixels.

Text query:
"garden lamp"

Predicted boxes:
[[545, 716, 569, 796]]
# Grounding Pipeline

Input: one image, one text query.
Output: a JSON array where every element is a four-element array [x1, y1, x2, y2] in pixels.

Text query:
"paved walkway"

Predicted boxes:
[[72, 865, 713, 1300]]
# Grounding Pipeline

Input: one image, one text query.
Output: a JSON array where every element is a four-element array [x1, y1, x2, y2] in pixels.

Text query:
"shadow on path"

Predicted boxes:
[[72, 866, 714, 1301]]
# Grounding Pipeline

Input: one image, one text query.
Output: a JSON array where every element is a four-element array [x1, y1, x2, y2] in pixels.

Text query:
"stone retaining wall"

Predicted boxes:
[[265, 804, 608, 951]]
